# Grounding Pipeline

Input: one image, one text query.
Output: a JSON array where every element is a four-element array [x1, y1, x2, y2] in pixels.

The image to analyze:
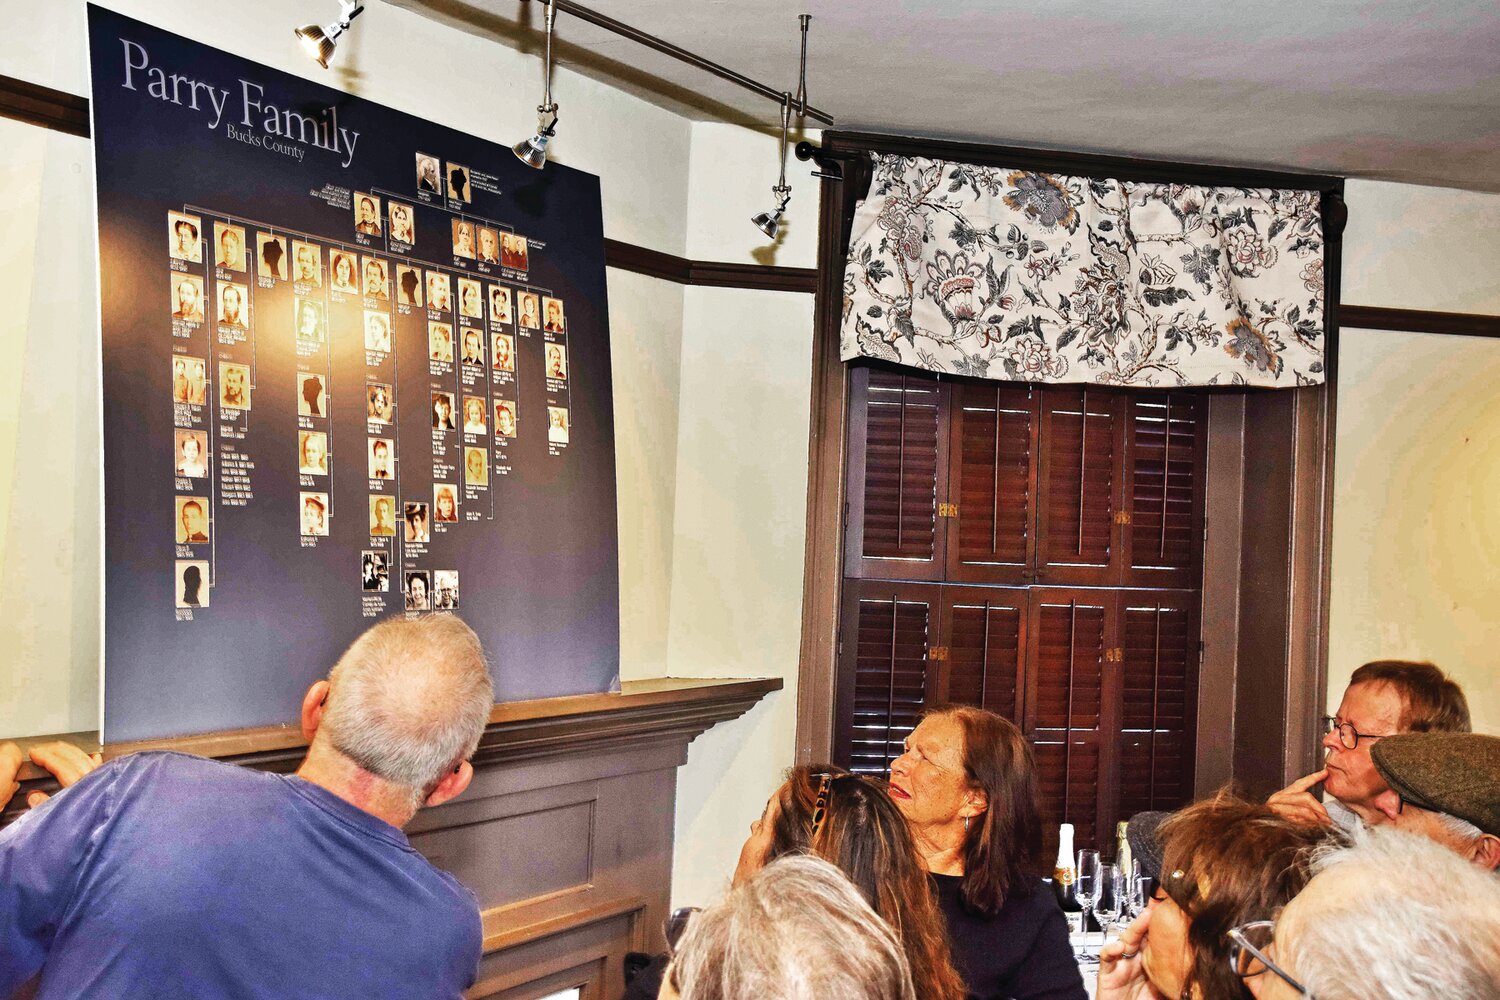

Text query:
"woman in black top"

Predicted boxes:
[[888, 706, 1087, 1000]]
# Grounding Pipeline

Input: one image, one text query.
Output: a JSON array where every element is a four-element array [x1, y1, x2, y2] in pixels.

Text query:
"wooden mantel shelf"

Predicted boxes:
[[4, 677, 781, 819]]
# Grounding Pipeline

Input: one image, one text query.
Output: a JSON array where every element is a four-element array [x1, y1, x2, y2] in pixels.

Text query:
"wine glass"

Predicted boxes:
[[1076, 849, 1101, 958], [1131, 869, 1154, 920], [1095, 863, 1125, 951]]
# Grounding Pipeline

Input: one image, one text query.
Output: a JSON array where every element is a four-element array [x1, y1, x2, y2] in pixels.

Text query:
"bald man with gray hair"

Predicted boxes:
[[0, 614, 494, 1000]]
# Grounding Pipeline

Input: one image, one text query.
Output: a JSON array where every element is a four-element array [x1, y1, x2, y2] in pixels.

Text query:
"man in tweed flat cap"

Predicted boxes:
[[1370, 732, 1500, 871]]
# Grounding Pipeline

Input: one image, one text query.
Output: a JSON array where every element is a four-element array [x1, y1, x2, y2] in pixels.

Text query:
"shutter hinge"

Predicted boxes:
[[1113, 511, 1132, 525], [938, 503, 959, 518], [928, 646, 950, 661], [1104, 647, 1124, 663]]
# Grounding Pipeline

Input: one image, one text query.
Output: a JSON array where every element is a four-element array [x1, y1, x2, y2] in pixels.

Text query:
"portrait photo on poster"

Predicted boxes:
[[452, 219, 476, 260], [429, 322, 454, 364], [214, 222, 246, 272], [366, 382, 392, 423], [174, 428, 209, 478], [431, 392, 455, 431], [389, 201, 415, 244], [170, 272, 204, 324], [295, 298, 325, 346], [488, 284, 512, 324], [364, 310, 391, 354], [172, 356, 207, 405], [330, 251, 359, 294], [404, 502, 430, 543], [404, 570, 430, 610], [292, 240, 322, 286], [300, 491, 329, 536], [464, 446, 488, 486], [257, 233, 287, 280], [368, 494, 396, 536], [432, 570, 459, 609], [426, 272, 452, 313], [361, 550, 389, 592], [447, 162, 471, 203], [299, 430, 329, 476], [416, 152, 444, 196], [546, 342, 568, 381], [396, 265, 423, 307], [433, 484, 458, 522], [362, 256, 389, 300], [500, 232, 528, 271], [176, 495, 209, 544], [176, 560, 210, 608], [492, 333, 515, 373], [217, 281, 249, 329], [542, 296, 566, 333], [167, 210, 202, 262], [494, 399, 517, 438], [462, 395, 487, 435], [368, 437, 393, 480], [299, 372, 327, 417], [458, 278, 482, 319], [548, 406, 570, 444], [477, 226, 498, 264], [354, 192, 383, 237], [517, 291, 539, 330], [460, 327, 484, 367], [219, 361, 251, 410]]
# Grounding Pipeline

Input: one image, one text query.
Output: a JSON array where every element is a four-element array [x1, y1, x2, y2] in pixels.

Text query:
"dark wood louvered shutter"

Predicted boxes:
[[1117, 591, 1200, 817], [1034, 388, 1124, 585], [939, 587, 1028, 721], [845, 368, 948, 581], [947, 383, 1038, 585], [1027, 589, 1114, 854], [1122, 393, 1207, 588], [837, 581, 942, 775]]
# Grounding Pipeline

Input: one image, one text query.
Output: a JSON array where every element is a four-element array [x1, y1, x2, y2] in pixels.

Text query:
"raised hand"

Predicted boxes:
[[1266, 768, 1332, 827], [22, 742, 104, 809]]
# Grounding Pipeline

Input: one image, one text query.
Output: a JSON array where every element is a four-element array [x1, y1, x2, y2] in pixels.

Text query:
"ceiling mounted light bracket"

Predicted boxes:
[[513, 0, 561, 169], [751, 93, 794, 239], [294, 0, 364, 69]]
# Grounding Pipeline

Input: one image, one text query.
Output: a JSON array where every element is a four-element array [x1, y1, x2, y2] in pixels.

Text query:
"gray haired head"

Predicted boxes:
[[320, 614, 493, 800], [1275, 826, 1500, 1000], [672, 854, 916, 1000]]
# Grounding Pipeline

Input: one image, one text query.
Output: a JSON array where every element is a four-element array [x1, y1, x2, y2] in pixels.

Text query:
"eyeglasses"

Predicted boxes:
[[1228, 920, 1313, 997], [1321, 715, 1396, 750], [810, 772, 834, 840]]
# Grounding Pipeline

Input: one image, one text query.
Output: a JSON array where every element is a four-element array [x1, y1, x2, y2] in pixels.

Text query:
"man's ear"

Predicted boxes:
[[1470, 834, 1500, 872], [424, 760, 473, 810], [301, 680, 331, 742], [1371, 788, 1403, 822]]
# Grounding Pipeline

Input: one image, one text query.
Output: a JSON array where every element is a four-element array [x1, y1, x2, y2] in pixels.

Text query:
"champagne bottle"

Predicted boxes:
[[1053, 823, 1079, 912], [1117, 819, 1133, 876]]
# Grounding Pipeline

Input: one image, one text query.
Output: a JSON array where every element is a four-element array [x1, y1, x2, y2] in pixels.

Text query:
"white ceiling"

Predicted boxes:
[[392, 0, 1500, 191]]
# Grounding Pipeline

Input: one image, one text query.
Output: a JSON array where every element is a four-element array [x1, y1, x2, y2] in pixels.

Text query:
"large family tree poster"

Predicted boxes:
[[88, 5, 621, 742]]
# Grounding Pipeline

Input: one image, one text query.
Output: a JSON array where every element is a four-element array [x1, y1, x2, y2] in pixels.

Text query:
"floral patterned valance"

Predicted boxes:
[[842, 155, 1327, 387]]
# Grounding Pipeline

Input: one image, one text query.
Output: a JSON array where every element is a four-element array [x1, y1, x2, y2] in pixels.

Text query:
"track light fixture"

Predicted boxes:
[[294, 0, 364, 69], [513, 1, 561, 169], [751, 95, 793, 239]]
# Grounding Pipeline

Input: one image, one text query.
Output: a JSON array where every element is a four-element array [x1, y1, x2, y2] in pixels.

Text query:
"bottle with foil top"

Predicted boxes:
[[1053, 822, 1077, 887]]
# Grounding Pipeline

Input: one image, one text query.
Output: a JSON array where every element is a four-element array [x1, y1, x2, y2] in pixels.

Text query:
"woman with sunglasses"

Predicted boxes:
[[1097, 795, 1322, 1000], [731, 765, 965, 1000], [888, 707, 1085, 1000]]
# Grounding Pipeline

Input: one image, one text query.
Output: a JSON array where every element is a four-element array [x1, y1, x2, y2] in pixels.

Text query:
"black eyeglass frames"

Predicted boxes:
[[1228, 920, 1312, 998]]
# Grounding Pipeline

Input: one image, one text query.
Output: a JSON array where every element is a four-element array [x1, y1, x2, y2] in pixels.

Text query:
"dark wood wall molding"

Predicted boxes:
[[1341, 305, 1500, 339], [602, 238, 816, 292], [0, 75, 88, 137]]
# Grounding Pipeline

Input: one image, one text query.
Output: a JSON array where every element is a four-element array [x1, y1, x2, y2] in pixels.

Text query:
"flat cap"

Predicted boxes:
[[1372, 733, 1500, 837], [1126, 810, 1170, 881]]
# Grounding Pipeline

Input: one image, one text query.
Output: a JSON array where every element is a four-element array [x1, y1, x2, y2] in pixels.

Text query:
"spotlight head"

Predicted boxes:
[[513, 107, 559, 170], [294, 24, 336, 69], [751, 185, 793, 238]]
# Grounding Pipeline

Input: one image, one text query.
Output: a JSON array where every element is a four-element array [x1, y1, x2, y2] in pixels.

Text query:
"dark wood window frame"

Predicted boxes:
[[796, 131, 1344, 803]]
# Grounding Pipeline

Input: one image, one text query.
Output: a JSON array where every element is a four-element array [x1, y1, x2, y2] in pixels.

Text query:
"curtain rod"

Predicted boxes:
[[524, 0, 835, 126]]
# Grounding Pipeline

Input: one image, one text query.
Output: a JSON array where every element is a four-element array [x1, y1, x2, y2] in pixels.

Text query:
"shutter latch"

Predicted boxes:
[[1113, 511, 1132, 525], [928, 647, 950, 661], [938, 503, 959, 518]]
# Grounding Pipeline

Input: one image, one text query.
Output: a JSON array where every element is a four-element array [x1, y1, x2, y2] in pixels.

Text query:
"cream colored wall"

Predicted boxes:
[[1329, 180, 1500, 733], [0, 0, 694, 734]]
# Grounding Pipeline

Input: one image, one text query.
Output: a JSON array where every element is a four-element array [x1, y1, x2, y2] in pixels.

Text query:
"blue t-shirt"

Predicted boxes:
[[0, 751, 481, 999]]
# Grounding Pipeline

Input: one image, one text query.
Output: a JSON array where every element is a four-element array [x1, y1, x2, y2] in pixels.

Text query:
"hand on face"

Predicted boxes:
[[1266, 768, 1333, 828], [1098, 909, 1166, 1000]]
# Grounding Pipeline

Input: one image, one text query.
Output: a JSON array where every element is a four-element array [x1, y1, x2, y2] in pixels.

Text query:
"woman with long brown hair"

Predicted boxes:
[[887, 706, 1085, 1000], [732, 764, 966, 1000]]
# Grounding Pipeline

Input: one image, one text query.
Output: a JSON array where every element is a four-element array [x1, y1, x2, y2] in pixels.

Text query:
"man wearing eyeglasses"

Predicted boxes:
[[1267, 660, 1470, 830]]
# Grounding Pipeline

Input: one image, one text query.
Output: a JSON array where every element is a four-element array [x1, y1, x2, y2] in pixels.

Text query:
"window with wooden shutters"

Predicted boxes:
[[835, 364, 1208, 852]]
